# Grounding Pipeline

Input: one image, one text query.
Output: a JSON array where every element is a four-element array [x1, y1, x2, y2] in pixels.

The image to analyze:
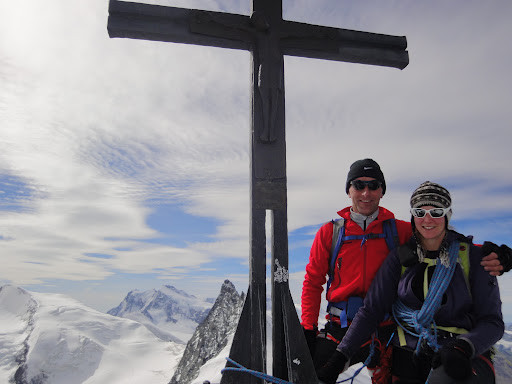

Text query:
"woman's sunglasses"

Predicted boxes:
[[350, 179, 382, 191], [410, 207, 451, 218]]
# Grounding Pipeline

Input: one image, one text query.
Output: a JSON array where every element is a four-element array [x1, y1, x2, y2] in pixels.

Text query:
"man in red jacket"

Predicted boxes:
[[301, 158, 510, 374]]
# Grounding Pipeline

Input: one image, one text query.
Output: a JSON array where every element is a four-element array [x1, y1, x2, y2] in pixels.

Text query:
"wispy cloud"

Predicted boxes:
[[1, 0, 511, 316]]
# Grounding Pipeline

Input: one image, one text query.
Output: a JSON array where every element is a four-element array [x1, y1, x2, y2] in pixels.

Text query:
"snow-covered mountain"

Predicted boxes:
[[0, 285, 184, 384], [107, 284, 212, 344], [2, 282, 511, 384], [494, 329, 512, 384]]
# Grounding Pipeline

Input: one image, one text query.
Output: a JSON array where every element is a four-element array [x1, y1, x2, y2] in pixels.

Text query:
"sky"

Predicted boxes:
[[1, 0, 512, 321]]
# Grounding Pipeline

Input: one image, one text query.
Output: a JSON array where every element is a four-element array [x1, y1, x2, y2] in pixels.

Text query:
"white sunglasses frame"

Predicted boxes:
[[410, 207, 451, 218]]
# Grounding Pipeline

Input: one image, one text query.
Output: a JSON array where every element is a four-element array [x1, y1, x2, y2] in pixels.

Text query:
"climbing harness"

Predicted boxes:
[[335, 332, 395, 384], [369, 332, 395, 384]]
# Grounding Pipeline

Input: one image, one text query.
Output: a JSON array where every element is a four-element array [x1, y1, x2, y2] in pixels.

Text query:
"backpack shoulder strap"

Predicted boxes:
[[327, 218, 399, 293], [382, 218, 400, 251], [331, 218, 345, 258], [326, 218, 345, 292], [398, 241, 472, 295], [458, 242, 471, 293]]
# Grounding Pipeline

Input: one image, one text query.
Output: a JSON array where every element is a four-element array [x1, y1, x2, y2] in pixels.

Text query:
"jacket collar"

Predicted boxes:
[[337, 206, 396, 222]]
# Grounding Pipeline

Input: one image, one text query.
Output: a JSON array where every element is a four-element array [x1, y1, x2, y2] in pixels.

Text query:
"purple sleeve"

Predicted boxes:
[[337, 250, 402, 357], [463, 245, 504, 355]]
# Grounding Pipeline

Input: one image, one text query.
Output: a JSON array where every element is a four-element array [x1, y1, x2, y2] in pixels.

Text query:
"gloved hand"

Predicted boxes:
[[303, 326, 317, 356], [317, 350, 348, 384], [412, 339, 436, 375], [481, 241, 500, 256], [436, 338, 473, 380], [498, 244, 512, 273], [482, 241, 512, 274]]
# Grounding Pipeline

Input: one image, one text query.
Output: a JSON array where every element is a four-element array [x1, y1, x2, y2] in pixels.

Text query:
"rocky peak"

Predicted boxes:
[[169, 280, 244, 384]]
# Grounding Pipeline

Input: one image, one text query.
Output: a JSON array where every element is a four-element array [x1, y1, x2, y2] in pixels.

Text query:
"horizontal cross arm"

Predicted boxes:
[[107, 0, 253, 50], [280, 20, 409, 69]]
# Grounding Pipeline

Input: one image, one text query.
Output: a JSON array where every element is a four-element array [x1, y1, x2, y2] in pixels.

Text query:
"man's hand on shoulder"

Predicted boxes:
[[481, 241, 512, 276]]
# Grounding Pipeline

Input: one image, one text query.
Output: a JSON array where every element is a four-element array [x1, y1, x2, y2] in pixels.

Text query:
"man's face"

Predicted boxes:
[[348, 177, 383, 216]]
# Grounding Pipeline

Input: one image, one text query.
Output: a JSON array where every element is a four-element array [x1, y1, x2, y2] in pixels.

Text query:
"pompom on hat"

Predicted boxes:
[[345, 158, 386, 195], [410, 181, 452, 221]]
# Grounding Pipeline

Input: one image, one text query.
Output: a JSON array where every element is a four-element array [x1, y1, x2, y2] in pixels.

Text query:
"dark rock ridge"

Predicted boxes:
[[169, 280, 244, 384]]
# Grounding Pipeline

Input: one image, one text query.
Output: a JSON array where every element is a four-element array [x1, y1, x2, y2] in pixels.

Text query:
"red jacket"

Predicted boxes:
[[301, 206, 412, 330]]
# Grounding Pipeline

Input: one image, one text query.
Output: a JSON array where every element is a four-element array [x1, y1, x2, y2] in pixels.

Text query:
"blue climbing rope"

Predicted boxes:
[[392, 241, 460, 354], [221, 358, 295, 384], [336, 339, 375, 384]]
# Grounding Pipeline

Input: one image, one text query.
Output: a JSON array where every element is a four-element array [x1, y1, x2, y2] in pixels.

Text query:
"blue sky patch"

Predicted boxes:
[[84, 253, 115, 259], [0, 174, 38, 212], [144, 203, 220, 246]]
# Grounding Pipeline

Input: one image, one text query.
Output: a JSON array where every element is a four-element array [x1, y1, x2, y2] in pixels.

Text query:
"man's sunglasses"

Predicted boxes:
[[410, 207, 451, 218], [351, 179, 382, 191]]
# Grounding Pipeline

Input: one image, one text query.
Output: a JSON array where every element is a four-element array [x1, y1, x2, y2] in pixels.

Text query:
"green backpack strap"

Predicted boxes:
[[458, 242, 471, 295], [398, 242, 470, 283]]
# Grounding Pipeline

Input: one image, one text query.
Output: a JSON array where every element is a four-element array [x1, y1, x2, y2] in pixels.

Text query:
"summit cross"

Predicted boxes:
[[107, 1, 408, 382]]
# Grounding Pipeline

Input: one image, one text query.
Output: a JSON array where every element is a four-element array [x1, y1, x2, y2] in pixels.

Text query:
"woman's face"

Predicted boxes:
[[414, 205, 447, 246]]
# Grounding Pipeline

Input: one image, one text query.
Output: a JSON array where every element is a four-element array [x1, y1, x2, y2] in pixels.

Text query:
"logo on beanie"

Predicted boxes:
[[345, 158, 386, 195]]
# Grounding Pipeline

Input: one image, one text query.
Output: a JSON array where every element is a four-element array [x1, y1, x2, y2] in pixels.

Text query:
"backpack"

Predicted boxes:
[[326, 217, 400, 294]]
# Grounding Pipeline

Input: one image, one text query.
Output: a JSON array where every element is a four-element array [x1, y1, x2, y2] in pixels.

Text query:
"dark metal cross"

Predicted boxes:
[[107, 2, 408, 382]]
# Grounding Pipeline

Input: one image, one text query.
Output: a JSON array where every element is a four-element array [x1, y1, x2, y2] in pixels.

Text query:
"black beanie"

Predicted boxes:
[[345, 158, 386, 195]]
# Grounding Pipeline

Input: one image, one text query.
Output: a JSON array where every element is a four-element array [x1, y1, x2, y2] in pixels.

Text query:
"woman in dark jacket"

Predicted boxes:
[[318, 181, 504, 384]]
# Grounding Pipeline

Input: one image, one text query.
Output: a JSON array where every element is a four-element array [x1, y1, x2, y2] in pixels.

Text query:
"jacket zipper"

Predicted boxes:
[[332, 256, 343, 294], [362, 228, 369, 291], [362, 240, 367, 291]]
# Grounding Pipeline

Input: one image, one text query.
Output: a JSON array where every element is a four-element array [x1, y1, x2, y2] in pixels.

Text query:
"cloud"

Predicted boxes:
[[0, 0, 251, 280], [1, 0, 511, 316]]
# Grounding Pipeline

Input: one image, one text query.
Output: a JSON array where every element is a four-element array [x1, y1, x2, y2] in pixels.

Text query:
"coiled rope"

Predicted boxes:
[[392, 241, 460, 354]]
